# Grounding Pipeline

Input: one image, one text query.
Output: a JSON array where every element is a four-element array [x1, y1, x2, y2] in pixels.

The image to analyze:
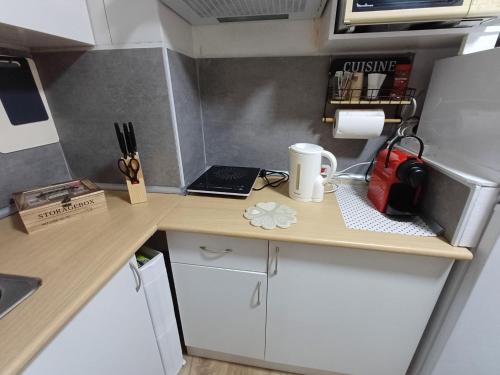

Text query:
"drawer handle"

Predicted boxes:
[[199, 246, 233, 254], [257, 281, 262, 306]]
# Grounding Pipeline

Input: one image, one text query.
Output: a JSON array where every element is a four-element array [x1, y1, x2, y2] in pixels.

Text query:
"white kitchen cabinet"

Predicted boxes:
[[172, 263, 267, 360], [24, 258, 164, 375], [265, 241, 454, 375], [0, 0, 94, 48]]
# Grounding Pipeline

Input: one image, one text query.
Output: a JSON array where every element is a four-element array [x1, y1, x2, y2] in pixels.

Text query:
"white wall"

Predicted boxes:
[[159, 4, 194, 57], [84, 0, 193, 55], [85, 0, 112, 45], [103, 0, 163, 44], [85, 1, 319, 58], [191, 19, 320, 58], [86, 0, 163, 48]]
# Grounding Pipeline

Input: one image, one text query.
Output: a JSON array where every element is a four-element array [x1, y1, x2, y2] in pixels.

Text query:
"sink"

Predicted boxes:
[[0, 274, 41, 319]]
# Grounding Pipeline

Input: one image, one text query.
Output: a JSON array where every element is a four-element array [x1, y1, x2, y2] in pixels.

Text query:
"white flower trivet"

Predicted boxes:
[[244, 202, 297, 230]]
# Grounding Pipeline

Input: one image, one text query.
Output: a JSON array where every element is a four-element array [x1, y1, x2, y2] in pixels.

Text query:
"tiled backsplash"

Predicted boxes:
[[198, 55, 385, 172], [34, 48, 181, 187], [0, 143, 70, 208], [167, 50, 205, 186], [197, 48, 458, 173], [1, 46, 458, 212]]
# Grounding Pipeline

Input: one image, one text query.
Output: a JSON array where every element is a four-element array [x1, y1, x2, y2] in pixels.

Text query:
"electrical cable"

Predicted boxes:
[[321, 162, 373, 194], [253, 169, 289, 191], [333, 162, 372, 176]]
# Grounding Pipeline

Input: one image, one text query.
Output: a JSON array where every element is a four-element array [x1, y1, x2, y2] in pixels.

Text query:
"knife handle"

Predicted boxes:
[[114, 122, 128, 157], [128, 122, 137, 154], [123, 123, 133, 157]]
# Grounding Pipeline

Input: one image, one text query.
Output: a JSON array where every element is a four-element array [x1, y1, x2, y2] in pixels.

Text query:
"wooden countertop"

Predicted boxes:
[[0, 192, 179, 375], [0, 185, 472, 374], [158, 183, 472, 260]]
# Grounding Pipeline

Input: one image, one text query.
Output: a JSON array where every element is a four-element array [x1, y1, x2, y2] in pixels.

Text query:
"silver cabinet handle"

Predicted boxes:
[[199, 245, 233, 254], [129, 262, 142, 292], [274, 246, 280, 275], [257, 281, 262, 306]]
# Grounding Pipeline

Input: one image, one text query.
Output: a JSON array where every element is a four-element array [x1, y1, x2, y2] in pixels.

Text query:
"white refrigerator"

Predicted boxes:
[[406, 48, 500, 375]]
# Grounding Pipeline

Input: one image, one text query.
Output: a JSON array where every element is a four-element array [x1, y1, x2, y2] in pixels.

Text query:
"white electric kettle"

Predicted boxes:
[[288, 143, 337, 202]]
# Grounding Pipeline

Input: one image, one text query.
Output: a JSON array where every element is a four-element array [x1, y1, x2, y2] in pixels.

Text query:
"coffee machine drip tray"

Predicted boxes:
[[186, 165, 261, 197]]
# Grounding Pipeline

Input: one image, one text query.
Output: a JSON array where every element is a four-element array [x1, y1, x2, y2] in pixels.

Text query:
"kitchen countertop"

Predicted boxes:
[[0, 184, 472, 374], [158, 183, 472, 259]]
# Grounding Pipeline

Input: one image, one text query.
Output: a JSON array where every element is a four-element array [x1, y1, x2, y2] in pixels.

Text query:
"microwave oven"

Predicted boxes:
[[339, 0, 500, 26]]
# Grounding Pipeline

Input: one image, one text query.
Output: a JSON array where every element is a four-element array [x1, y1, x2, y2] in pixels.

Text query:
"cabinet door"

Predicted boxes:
[[172, 263, 267, 360], [24, 258, 164, 375], [266, 242, 453, 375], [0, 0, 94, 45]]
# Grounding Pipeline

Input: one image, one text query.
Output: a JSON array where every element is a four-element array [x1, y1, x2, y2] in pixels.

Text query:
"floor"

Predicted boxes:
[[179, 355, 293, 375]]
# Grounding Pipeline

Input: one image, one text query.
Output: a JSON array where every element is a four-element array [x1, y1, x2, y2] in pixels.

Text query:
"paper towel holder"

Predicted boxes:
[[322, 117, 402, 124]]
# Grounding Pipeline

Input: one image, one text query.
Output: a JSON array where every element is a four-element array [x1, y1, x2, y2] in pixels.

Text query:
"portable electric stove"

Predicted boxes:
[[186, 165, 261, 197]]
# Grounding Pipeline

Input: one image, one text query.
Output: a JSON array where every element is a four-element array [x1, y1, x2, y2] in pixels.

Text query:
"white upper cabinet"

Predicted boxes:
[[0, 0, 95, 48]]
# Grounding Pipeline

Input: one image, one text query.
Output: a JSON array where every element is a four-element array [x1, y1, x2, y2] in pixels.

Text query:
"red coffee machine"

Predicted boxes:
[[368, 135, 427, 216]]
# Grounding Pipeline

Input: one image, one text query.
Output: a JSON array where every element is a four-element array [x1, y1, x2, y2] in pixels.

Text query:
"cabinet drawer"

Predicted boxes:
[[166, 231, 268, 273]]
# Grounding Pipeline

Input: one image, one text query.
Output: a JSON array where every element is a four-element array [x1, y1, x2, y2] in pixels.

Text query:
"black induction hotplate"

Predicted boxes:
[[187, 165, 261, 197]]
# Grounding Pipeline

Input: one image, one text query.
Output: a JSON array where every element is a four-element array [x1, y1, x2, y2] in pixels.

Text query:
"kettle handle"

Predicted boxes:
[[384, 135, 424, 168], [321, 150, 337, 184]]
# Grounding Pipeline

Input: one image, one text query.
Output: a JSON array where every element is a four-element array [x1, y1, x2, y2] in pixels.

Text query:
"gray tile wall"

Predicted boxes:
[[198, 55, 384, 173], [197, 48, 458, 174], [1, 46, 454, 209], [34, 48, 181, 187], [167, 50, 205, 186], [1, 143, 71, 208]]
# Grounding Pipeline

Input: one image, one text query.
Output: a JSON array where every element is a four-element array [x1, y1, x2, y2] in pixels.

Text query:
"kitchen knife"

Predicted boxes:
[[128, 122, 137, 155], [114, 122, 128, 158], [123, 123, 133, 157]]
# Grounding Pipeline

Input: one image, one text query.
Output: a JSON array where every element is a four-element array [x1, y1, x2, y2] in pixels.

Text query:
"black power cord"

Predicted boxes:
[[253, 169, 289, 191]]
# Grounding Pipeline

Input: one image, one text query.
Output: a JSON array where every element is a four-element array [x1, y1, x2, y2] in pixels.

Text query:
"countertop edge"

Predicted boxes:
[[156, 224, 473, 261]]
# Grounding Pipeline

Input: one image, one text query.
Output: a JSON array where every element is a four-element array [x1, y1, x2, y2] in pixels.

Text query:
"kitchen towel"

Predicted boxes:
[[333, 109, 385, 139]]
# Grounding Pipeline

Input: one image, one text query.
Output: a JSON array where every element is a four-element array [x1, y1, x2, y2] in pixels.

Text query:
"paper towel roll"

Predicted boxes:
[[333, 109, 385, 139]]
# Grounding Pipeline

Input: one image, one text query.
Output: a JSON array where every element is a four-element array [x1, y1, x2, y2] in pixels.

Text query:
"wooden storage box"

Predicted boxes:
[[13, 179, 107, 234]]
